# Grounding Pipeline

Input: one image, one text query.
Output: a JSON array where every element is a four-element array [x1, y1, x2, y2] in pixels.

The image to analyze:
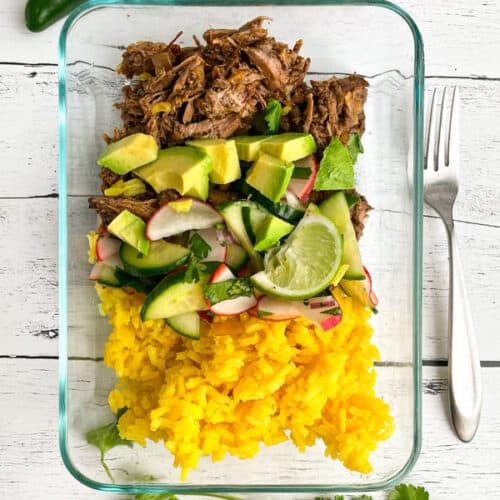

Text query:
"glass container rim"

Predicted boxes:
[[58, 0, 424, 493]]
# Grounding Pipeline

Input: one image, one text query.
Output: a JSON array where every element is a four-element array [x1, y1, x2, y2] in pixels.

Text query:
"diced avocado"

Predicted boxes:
[[234, 135, 271, 161], [319, 192, 365, 280], [260, 132, 317, 162], [186, 138, 241, 184], [246, 152, 294, 202], [107, 210, 150, 256], [97, 133, 158, 174], [134, 146, 213, 200], [254, 215, 294, 251]]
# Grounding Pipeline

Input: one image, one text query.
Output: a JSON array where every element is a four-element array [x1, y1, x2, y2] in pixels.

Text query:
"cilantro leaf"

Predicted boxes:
[[314, 136, 355, 191], [347, 133, 364, 163], [204, 278, 253, 305], [86, 408, 133, 482], [264, 99, 282, 134], [184, 255, 207, 283], [388, 484, 429, 500], [190, 233, 211, 259]]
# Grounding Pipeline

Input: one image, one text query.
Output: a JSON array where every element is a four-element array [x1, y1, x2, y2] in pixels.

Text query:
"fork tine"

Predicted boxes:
[[446, 86, 460, 168], [436, 87, 448, 171], [425, 88, 437, 171]]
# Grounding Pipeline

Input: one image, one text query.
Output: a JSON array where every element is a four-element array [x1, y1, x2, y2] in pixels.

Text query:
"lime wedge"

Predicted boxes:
[[251, 206, 343, 299]]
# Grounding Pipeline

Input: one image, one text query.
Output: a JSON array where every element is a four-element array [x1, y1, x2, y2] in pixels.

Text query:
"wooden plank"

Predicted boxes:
[[0, 360, 497, 498], [0, 0, 499, 77], [1, 61, 500, 226]]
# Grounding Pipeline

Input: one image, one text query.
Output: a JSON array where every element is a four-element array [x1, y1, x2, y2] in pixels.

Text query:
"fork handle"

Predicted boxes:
[[447, 225, 482, 441]]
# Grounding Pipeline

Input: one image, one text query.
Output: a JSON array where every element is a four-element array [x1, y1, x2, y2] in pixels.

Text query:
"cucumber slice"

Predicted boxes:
[[225, 244, 248, 272], [120, 240, 190, 278], [319, 192, 365, 280], [140, 269, 208, 321], [241, 202, 268, 244], [166, 312, 209, 340], [96, 264, 121, 287], [237, 181, 305, 224], [218, 201, 263, 271]]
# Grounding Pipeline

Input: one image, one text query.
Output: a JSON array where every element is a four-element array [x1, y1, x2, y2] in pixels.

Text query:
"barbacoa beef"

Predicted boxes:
[[99, 18, 371, 235]]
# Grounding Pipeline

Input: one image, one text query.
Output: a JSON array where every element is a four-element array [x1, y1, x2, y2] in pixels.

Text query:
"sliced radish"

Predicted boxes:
[[194, 228, 227, 262], [208, 263, 257, 316], [288, 155, 318, 201], [302, 295, 342, 331], [89, 262, 103, 281], [96, 234, 121, 262], [307, 296, 338, 309], [209, 263, 236, 283], [283, 190, 307, 210], [216, 227, 234, 245], [257, 296, 301, 321], [210, 295, 257, 316], [146, 198, 223, 241], [363, 265, 379, 307]]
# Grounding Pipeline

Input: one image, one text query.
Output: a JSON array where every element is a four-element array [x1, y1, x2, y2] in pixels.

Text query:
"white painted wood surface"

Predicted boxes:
[[0, 0, 499, 498]]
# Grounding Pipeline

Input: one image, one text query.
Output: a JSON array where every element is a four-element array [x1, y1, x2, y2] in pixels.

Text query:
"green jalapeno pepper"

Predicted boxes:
[[25, 0, 85, 32]]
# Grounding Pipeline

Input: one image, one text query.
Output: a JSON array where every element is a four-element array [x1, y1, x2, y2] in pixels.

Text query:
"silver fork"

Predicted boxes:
[[424, 87, 482, 442]]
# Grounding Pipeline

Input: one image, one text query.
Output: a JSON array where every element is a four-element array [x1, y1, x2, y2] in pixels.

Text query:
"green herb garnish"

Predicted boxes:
[[86, 408, 132, 482], [204, 278, 253, 305], [264, 99, 282, 134], [314, 136, 355, 191], [389, 484, 430, 500], [347, 132, 364, 163]]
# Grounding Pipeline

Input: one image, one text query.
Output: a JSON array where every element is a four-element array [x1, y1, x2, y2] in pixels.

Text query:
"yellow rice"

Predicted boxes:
[[97, 284, 394, 480]]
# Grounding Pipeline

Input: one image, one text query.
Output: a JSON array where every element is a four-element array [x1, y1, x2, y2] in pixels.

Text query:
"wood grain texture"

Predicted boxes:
[[1, 0, 499, 77], [1, 360, 498, 499]]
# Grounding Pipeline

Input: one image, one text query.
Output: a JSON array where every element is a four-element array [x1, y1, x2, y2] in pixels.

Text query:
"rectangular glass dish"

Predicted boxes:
[[58, 0, 424, 494]]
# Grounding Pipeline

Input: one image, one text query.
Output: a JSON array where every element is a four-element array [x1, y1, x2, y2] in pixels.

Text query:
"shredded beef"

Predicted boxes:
[[351, 194, 373, 240], [97, 19, 372, 235], [89, 196, 159, 226]]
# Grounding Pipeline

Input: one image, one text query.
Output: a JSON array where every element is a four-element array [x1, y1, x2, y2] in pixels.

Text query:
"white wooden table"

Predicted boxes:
[[1, 1, 499, 498]]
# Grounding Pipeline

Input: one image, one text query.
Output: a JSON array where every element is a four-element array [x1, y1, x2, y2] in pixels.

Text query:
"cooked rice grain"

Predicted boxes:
[[97, 284, 393, 480]]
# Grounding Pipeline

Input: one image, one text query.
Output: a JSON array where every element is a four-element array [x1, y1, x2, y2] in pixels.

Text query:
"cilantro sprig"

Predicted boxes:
[[86, 408, 133, 482], [203, 277, 253, 305], [184, 233, 211, 283]]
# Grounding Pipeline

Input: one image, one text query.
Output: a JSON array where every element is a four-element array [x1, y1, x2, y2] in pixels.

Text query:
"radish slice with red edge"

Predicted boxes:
[[363, 265, 379, 306], [146, 198, 223, 241], [194, 228, 227, 262], [96, 234, 121, 262], [208, 263, 257, 316], [302, 295, 342, 331], [209, 263, 235, 283], [288, 155, 318, 201], [257, 296, 301, 321]]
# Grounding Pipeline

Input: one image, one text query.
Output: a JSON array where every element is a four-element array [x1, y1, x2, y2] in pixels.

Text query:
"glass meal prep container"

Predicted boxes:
[[58, 0, 424, 495]]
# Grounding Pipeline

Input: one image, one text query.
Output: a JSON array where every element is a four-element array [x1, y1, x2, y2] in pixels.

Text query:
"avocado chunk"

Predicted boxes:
[[260, 132, 317, 162], [107, 210, 150, 256], [186, 138, 241, 184], [246, 152, 294, 202], [234, 135, 271, 161], [97, 133, 159, 174], [134, 146, 213, 200], [254, 215, 294, 251]]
